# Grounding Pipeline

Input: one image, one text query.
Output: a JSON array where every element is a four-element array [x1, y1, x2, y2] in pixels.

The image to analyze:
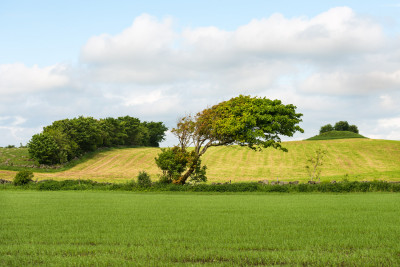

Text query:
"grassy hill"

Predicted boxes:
[[1, 139, 400, 183], [306, 130, 367, 140]]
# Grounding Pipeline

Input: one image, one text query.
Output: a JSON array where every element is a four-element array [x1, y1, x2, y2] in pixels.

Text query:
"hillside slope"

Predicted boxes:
[[17, 139, 397, 182], [306, 130, 366, 140]]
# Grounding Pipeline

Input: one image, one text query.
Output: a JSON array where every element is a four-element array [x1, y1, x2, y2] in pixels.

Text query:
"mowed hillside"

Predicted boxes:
[[25, 139, 400, 183]]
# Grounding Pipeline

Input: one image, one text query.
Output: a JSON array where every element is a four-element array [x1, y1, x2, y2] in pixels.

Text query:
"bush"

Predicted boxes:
[[137, 171, 151, 187], [155, 147, 188, 183], [319, 124, 334, 134], [14, 170, 34, 186], [37, 180, 62, 190]]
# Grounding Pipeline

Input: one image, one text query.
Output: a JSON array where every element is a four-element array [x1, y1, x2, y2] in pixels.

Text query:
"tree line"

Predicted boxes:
[[28, 116, 167, 164], [320, 121, 359, 134]]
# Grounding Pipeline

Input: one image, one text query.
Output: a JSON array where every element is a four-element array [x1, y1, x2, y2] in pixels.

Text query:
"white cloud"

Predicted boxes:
[[367, 117, 400, 140], [81, 14, 175, 65], [0, 63, 69, 96], [2, 7, 400, 146], [80, 7, 385, 85], [233, 7, 383, 56], [300, 70, 400, 95]]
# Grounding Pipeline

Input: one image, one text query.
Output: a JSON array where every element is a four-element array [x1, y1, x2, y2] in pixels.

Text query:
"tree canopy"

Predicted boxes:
[[28, 116, 167, 164], [156, 95, 303, 184], [320, 121, 359, 134]]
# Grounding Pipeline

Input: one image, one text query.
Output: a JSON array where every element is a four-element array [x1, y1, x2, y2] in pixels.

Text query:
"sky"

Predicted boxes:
[[1, 0, 400, 147]]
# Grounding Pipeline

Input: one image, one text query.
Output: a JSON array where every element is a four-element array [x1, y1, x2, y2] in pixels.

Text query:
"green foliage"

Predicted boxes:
[[5, 178, 400, 193], [170, 95, 303, 184], [155, 146, 207, 184], [319, 124, 334, 134], [195, 95, 304, 151], [305, 148, 327, 181], [28, 133, 61, 164], [334, 121, 351, 131], [307, 130, 366, 140], [348, 124, 359, 134], [155, 147, 189, 183], [137, 171, 152, 187], [188, 160, 207, 184], [28, 116, 167, 165], [319, 121, 359, 135], [13, 170, 34, 185]]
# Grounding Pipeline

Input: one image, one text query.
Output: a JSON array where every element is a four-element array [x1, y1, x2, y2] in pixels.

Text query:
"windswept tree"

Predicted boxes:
[[157, 95, 303, 184]]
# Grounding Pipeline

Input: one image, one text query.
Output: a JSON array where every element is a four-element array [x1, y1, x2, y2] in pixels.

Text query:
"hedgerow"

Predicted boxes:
[[2, 179, 400, 193]]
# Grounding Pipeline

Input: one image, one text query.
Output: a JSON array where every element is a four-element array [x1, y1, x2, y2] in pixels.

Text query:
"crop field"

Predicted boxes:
[[1, 191, 399, 266], [1, 139, 400, 183]]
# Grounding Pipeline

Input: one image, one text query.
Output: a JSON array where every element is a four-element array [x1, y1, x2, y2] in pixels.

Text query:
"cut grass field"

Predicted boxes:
[[1, 139, 400, 183], [1, 191, 399, 266]]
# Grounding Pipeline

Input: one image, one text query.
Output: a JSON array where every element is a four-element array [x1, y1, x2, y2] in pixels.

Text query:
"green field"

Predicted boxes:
[[1, 139, 400, 183], [1, 191, 399, 266]]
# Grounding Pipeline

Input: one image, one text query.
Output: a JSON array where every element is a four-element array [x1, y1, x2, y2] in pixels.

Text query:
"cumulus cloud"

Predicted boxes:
[[0, 63, 69, 96], [300, 70, 400, 95], [81, 14, 175, 65], [233, 7, 383, 56], [367, 117, 400, 140], [80, 7, 385, 85]]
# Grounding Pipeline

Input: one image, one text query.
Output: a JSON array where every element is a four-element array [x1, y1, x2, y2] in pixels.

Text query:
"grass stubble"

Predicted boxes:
[[1, 191, 400, 266]]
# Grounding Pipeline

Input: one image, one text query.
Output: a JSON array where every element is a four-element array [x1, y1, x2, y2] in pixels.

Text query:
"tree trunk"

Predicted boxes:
[[173, 157, 199, 185]]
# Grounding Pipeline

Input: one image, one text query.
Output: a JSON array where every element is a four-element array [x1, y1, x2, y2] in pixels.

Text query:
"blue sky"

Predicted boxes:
[[1, 0, 400, 146]]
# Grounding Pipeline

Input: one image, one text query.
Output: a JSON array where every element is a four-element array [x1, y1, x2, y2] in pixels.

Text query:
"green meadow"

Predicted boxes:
[[1, 191, 400, 266]]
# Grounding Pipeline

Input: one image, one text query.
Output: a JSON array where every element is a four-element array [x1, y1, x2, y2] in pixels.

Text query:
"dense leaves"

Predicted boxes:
[[168, 95, 303, 184], [13, 170, 34, 185], [320, 121, 359, 134], [28, 116, 167, 164]]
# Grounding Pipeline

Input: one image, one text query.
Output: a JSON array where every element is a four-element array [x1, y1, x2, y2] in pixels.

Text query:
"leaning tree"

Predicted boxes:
[[161, 95, 303, 185]]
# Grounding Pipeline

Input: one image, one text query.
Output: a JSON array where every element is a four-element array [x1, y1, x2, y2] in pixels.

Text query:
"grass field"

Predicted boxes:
[[1, 139, 400, 183], [1, 191, 399, 266]]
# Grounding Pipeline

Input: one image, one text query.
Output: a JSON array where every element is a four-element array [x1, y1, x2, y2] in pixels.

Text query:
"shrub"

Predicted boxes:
[[319, 124, 334, 134], [37, 180, 61, 191], [14, 170, 34, 186], [155, 147, 188, 183], [137, 171, 152, 187]]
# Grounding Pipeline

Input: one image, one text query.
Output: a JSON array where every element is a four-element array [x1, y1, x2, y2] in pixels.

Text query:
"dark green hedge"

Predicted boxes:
[[2, 179, 400, 193]]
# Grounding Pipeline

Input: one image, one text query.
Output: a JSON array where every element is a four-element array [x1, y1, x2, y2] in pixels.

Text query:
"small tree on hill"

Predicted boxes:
[[348, 124, 359, 134], [334, 121, 350, 131], [319, 124, 334, 134], [157, 95, 303, 185], [305, 148, 327, 182]]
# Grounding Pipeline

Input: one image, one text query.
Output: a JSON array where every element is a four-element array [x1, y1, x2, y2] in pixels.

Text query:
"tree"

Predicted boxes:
[[334, 121, 350, 132], [143, 121, 168, 147], [155, 147, 190, 183], [28, 115, 168, 165], [319, 124, 334, 134], [305, 148, 327, 182], [28, 133, 61, 164], [167, 95, 303, 184], [348, 124, 359, 134]]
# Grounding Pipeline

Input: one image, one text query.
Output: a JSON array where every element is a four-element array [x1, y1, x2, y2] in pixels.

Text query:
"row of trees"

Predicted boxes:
[[320, 121, 359, 134], [28, 116, 167, 164], [155, 95, 304, 184]]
